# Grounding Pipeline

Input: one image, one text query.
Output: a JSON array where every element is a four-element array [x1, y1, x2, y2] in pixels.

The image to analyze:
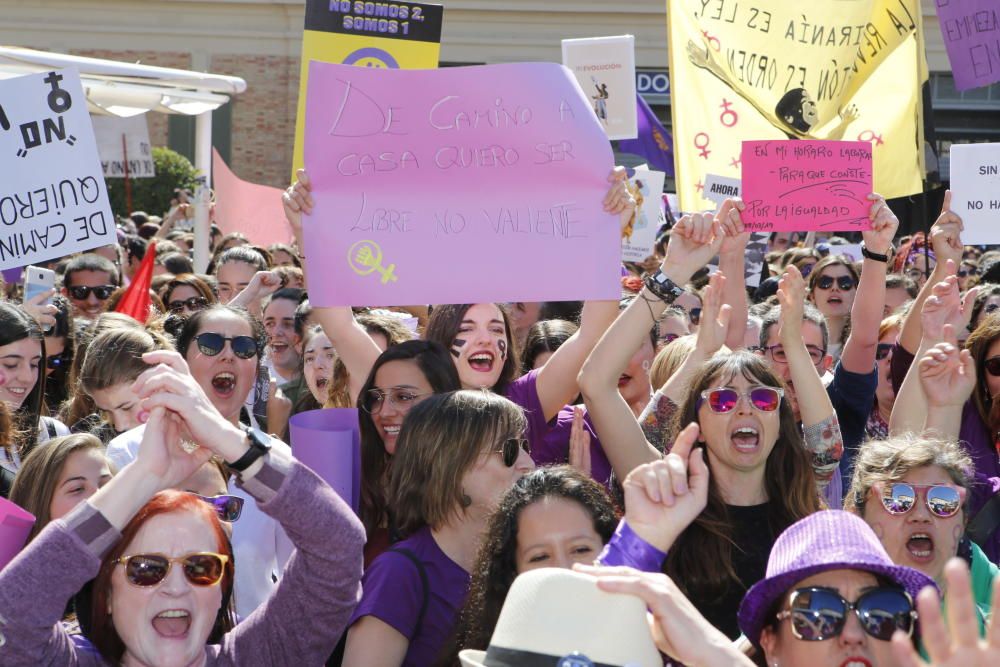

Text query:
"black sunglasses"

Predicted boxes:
[[498, 438, 530, 467], [67, 285, 116, 300], [777, 587, 915, 642], [985, 356, 1000, 377], [816, 275, 856, 291], [875, 343, 893, 361], [194, 332, 258, 359], [168, 296, 210, 313], [688, 307, 701, 326]]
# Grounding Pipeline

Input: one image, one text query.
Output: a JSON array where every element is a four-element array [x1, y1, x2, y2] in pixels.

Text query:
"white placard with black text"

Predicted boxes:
[[0, 68, 115, 270], [92, 114, 156, 179], [949, 143, 1000, 245]]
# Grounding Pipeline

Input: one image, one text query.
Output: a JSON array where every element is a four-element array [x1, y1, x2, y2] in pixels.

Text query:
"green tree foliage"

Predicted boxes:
[[105, 147, 198, 218]]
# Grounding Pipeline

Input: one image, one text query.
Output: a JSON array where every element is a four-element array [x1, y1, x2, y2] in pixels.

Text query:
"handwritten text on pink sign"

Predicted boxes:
[[741, 140, 872, 233], [302, 61, 618, 307]]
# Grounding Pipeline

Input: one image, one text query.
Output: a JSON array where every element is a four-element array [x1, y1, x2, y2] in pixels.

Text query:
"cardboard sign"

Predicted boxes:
[[302, 61, 618, 307], [949, 142, 1000, 244], [0, 69, 116, 270], [212, 149, 291, 247], [936, 1, 1000, 91], [621, 167, 666, 262], [291, 0, 443, 177], [562, 35, 638, 140], [92, 114, 155, 179], [702, 173, 741, 206], [741, 140, 872, 233]]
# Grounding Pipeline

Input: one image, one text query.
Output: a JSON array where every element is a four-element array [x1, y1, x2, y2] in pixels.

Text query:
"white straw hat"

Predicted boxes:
[[458, 567, 661, 667]]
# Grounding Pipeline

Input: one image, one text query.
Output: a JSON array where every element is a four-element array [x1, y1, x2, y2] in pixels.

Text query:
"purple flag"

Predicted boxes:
[[618, 94, 674, 176]]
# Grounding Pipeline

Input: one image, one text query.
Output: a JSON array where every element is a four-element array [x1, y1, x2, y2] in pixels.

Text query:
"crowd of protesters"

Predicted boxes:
[[0, 165, 998, 667]]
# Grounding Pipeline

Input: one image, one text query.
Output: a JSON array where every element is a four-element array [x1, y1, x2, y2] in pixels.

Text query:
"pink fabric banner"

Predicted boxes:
[[0, 495, 36, 571], [212, 149, 291, 247], [741, 140, 872, 233], [302, 61, 619, 307]]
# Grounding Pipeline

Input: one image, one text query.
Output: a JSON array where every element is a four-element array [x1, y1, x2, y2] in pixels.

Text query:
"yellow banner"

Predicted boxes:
[[291, 1, 443, 179], [666, 0, 927, 212]]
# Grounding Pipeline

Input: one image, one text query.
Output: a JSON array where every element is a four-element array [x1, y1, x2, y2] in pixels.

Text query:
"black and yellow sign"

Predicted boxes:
[[292, 1, 444, 177]]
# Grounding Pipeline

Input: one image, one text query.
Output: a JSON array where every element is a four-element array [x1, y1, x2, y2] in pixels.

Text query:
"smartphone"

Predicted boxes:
[[23, 265, 55, 305]]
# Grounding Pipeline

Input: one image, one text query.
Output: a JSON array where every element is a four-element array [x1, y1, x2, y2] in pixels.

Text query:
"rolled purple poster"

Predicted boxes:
[[288, 408, 361, 513]]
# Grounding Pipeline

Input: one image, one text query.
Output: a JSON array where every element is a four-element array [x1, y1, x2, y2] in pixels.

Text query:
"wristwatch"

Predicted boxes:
[[645, 270, 685, 303], [860, 243, 890, 263], [226, 424, 272, 472]]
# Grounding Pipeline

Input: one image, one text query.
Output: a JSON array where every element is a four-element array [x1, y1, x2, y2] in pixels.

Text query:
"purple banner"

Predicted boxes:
[[288, 408, 361, 513], [1, 266, 23, 285], [936, 1, 1000, 90]]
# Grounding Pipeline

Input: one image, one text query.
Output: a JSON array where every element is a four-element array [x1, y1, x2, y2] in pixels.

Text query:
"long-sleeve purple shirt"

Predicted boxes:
[[0, 449, 365, 666]]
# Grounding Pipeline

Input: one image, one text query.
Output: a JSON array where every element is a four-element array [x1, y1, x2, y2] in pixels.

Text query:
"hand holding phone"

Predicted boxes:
[[22, 265, 57, 332]]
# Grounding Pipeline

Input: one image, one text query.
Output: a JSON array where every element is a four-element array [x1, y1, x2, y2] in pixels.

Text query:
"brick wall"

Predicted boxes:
[[211, 53, 299, 188], [70, 49, 192, 150]]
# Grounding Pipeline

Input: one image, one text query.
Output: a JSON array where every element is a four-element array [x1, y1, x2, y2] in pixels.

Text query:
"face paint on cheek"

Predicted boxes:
[[451, 338, 467, 359], [497, 339, 508, 363]]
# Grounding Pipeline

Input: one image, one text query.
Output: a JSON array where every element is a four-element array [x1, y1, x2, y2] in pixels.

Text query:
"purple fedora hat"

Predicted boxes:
[[738, 510, 937, 646]]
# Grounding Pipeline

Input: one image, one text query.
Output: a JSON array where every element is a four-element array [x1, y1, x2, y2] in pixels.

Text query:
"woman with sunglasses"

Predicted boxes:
[[355, 340, 461, 564], [159, 273, 217, 317], [0, 374, 365, 666], [581, 215, 838, 637], [106, 306, 294, 619], [866, 313, 904, 441], [343, 390, 534, 667], [40, 295, 74, 411], [737, 510, 934, 667], [807, 255, 860, 364], [282, 168, 629, 451]]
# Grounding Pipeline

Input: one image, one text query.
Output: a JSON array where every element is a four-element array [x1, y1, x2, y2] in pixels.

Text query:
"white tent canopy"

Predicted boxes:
[[0, 46, 247, 270]]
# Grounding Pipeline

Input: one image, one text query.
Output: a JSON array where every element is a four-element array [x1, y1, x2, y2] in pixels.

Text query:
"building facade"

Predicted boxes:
[[1, 0, 996, 190]]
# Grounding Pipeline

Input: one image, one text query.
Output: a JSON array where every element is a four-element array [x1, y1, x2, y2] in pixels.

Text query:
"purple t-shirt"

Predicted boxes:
[[503, 368, 551, 449], [349, 526, 470, 667], [534, 405, 614, 491]]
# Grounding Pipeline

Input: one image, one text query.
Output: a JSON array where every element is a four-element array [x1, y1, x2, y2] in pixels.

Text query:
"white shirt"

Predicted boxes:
[[106, 425, 294, 619]]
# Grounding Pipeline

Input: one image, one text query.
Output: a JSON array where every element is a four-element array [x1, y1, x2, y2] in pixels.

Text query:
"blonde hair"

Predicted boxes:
[[649, 334, 697, 390], [845, 433, 972, 516]]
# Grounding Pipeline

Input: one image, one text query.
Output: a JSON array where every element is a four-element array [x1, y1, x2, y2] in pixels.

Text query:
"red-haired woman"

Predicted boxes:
[[0, 359, 364, 665]]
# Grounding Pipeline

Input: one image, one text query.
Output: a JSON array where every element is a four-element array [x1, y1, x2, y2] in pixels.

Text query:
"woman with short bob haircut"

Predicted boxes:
[[846, 432, 998, 630], [159, 273, 217, 316], [0, 378, 365, 666], [343, 390, 534, 667]]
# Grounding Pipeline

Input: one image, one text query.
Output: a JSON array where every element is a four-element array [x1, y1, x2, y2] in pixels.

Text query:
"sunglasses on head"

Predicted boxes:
[[876, 343, 893, 361], [169, 296, 209, 313], [194, 332, 258, 359], [815, 275, 856, 291], [698, 386, 783, 413], [497, 438, 530, 467], [194, 493, 244, 522], [114, 552, 229, 587], [777, 587, 915, 642], [67, 285, 116, 301], [875, 482, 965, 518]]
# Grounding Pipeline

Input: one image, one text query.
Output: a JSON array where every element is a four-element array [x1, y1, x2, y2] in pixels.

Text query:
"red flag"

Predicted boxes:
[[114, 242, 156, 322]]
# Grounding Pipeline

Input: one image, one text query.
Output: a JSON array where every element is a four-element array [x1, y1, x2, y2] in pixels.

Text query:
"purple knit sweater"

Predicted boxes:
[[0, 449, 365, 666]]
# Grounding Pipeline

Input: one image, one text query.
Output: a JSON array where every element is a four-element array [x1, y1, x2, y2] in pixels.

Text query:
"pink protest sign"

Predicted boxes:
[[936, 1, 1000, 91], [302, 61, 618, 307], [741, 140, 872, 233], [0, 495, 36, 570], [212, 149, 291, 247]]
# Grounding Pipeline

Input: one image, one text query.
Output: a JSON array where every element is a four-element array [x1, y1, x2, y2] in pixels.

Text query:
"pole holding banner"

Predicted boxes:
[[193, 109, 212, 273]]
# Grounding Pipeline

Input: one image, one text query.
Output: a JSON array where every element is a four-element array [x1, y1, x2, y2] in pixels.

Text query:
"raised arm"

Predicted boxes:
[[840, 194, 898, 373], [715, 198, 749, 351], [283, 168, 383, 403], [898, 192, 964, 354], [920, 324, 975, 439], [533, 168, 635, 421], [890, 275, 975, 435], [579, 213, 723, 481]]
